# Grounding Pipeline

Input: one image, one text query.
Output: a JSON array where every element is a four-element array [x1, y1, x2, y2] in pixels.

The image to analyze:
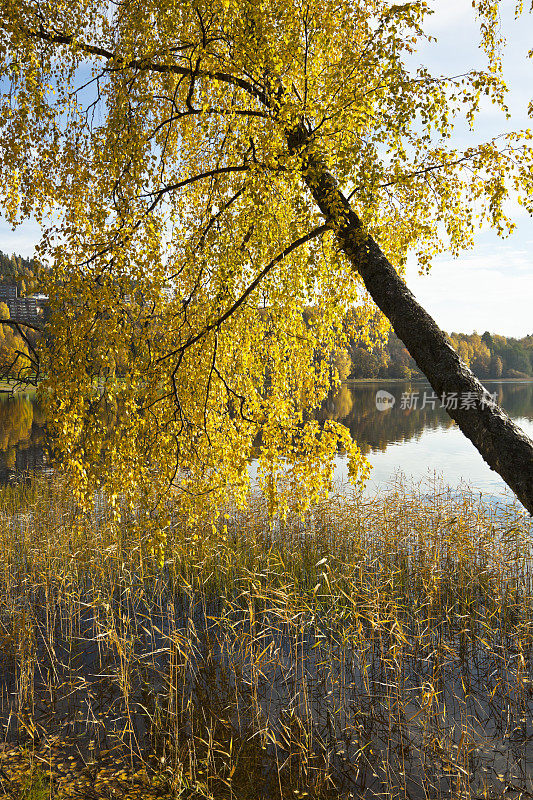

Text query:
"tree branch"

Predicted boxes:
[[29, 26, 270, 106], [158, 223, 329, 364], [139, 164, 250, 200]]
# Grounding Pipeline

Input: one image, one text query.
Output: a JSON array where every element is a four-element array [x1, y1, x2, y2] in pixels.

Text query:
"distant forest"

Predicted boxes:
[[345, 329, 533, 380], [0, 250, 40, 295]]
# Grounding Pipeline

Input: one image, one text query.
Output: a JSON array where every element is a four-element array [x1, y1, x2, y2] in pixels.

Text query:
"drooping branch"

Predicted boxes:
[[0, 318, 41, 384], [28, 26, 270, 105], [158, 222, 329, 365], [16, 24, 533, 513]]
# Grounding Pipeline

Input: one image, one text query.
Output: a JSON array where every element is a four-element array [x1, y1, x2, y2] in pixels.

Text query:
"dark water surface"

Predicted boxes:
[[0, 391, 46, 482]]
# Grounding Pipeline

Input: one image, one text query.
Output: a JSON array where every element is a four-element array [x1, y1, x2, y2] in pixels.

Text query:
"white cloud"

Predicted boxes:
[[398, 1, 533, 337], [423, 0, 473, 34], [407, 244, 533, 337]]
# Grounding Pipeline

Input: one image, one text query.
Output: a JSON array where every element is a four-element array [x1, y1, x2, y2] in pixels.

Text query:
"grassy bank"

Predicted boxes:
[[0, 478, 532, 799]]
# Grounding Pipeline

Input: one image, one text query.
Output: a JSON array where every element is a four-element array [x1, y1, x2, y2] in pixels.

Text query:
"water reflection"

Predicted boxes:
[[0, 393, 45, 481], [319, 380, 533, 498], [320, 380, 533, 455], [0, 382, 532, 494]]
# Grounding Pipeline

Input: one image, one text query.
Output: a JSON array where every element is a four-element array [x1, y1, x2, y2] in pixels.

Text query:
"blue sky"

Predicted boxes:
[[0, 0, 531, 337], [406, 0, 533, 337]]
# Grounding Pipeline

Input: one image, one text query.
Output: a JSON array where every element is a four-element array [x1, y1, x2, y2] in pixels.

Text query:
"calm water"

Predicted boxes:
[[1, 382, 533, 504], [323, 380, 533, 501], [0, 392, 45, 482]]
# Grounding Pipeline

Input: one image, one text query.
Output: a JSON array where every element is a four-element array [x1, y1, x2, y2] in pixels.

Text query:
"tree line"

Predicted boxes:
[[344, 330, 533, 381], [0, 250, 40, 296], [1, 255, 531, 386], [0, 251, 43, 378]]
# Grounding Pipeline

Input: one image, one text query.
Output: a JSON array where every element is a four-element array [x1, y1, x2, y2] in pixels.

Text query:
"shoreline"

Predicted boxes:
[[344, 377, 533, 384]]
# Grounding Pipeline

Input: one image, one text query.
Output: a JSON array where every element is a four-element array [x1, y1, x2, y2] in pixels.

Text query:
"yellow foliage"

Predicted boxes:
[[333, 348, 352, 383], [0, 0, 531, 528]]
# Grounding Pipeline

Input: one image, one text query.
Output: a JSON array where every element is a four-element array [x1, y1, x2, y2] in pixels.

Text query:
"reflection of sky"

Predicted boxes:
[[335, 379, 533, 500], [251, 414, 533, 505], [250, 380, 533, 506], [335, 418, 533, 501]]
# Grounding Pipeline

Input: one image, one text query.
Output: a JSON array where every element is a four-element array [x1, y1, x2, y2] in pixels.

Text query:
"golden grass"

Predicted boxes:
[[0, 477, 531, 798]]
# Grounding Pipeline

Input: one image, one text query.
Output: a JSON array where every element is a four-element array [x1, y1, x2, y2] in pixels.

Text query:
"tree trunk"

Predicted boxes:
[[301, 151, 533, 515]]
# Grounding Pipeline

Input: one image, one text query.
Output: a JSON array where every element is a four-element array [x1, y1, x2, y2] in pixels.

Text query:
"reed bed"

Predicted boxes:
[[0, 477, 531, 799]]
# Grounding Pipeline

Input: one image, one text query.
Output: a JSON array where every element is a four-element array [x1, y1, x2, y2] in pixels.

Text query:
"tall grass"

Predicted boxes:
[[0, 476, 532, 798]]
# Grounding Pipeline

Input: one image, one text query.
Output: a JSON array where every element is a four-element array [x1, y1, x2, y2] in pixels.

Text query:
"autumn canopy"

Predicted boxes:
[[1, 0, 533, 522]]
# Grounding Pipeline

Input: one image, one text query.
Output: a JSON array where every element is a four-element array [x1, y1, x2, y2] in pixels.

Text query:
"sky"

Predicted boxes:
[[0, 0, 531, 337], [405, 0, 533, 338]]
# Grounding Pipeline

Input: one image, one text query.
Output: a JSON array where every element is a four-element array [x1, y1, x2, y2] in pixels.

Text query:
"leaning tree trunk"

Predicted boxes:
[[297, 145, 533, 515]]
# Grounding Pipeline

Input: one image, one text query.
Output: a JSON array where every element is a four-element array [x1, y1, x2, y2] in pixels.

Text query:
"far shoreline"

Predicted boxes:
[[344, 377, 533, 385]]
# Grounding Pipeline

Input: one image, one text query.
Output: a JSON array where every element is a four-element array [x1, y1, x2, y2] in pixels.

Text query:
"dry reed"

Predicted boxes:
[[0, 476, 531, 799]]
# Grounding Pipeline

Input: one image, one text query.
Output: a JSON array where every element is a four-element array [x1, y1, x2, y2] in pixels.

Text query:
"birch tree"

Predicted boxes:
[[1, 0, 532, 521]]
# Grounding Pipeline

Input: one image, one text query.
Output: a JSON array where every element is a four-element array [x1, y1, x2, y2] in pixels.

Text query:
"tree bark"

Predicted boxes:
[[300, 149, 533, 515]]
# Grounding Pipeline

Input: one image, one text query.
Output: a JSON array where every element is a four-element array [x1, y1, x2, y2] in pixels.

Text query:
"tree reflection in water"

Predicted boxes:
[[0, 382, 531, 483], [319, 381, 533, 456], [0, 394, 45, 479]]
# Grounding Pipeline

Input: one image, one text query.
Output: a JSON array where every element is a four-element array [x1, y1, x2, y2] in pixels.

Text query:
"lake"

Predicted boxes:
[[1, 381, 532, 505], [323, 379, 533, 503]]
